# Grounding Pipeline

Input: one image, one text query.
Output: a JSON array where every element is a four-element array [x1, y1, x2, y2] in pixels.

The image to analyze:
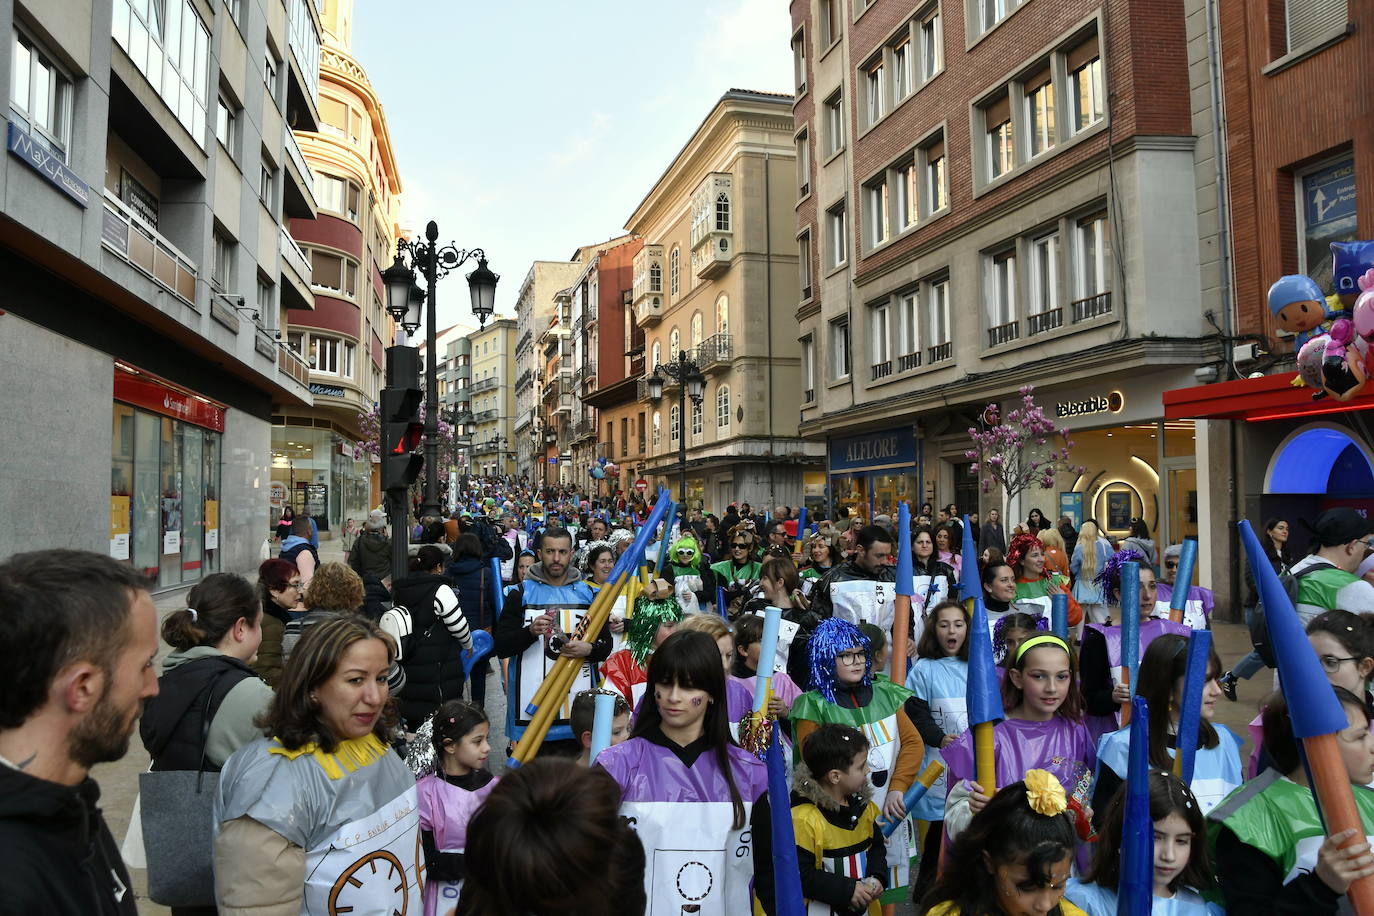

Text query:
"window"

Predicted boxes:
[[257, 277, 273, 317], [287, 331, 304, 355], [690, 312, 704, 348], [796, 129, 811, 196], [824, 91, 845, 156], [716, 294, 729, 333], [821, 0, 841, 46], [928, 278, 951, 352], [793, 29, 807, 93], [892, 40, 911, 102], [866, 178, 890, 248], [10, 31, 74, 160], [670, 404, 680, 444], [1075, 212, 1109, 300], [691, 401, 703, 437], [1029, 232, 1060, 316], [649, 261, 662, 292], [215, 95, 236, 152], [1287, 0, 1346, 52], [652, 340, 662, 368], [621, 418, 629, 457], [798, 231, 813, 299], [669, 246, 680, 297], [264, 55, 277, 96], [925, 139, 948, 212], [211, 230, 233, 292], [981, 0, 1017, 33], [652, 411, 662, 449], [314, 174, 361, 221], [715, 193, 731, 231], [1068, 39, 1104, 133], [870, 302, 892, 373], [669, 327, 680, 356], [920, 12, 942, 80], [986, 97, 1014, 178], [826, 201, 847, 269], [987, 249, 1018, 338], [865, 61, 885, 124], [1025, 68, 1055, 156], [801, 335, 816, 400], [112, 0, 211, 150], [897, 292, 919, 361], [716, 385, 730, 429], [896, 160, 918, 230], [227, 0, 244, 24], [310, 336, 340, 374], [342, 341, 356, 379], [259, 158, 275, 206], [830, 319, 851, 379], [309, 250, 358, 297]]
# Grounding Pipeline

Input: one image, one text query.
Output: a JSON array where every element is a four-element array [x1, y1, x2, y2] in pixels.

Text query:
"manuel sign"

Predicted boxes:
[[1055, 390, 1124, 419]]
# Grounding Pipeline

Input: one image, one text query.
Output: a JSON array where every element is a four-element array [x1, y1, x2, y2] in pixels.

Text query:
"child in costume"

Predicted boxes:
[[663, 534, 709, 614], [752, 723, 888, 915], [599, 592, 682, 708], [596, 629, 768, 913], [943, 635, 1096, 841], [676, 612, 758, 726], [1069, 771, 1221, 915], [905, 600, 972, 900], [921, 770, 1088, 916], [791, 617, 925, 895], [1208, 688, 1374, 914], [993, 612, 1050, 679], [1080, 551, 1191, 744], [731, 612, 802, 716], [414, 700, 498, 916], [570, 688, 632, 767], [1092, 634, 1240, 819]]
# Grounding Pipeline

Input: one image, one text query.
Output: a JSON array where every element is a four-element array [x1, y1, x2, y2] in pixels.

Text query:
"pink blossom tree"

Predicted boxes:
[[356, 401, 463, 491], [964, 385, 1083, 503]]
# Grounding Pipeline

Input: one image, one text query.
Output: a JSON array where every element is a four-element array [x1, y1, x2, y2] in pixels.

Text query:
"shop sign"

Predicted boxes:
[[114, 368, 226, 432], [310, 383, 346, 397], [829, 427, 917, 473], [1055, 390, 1124, 419], [7, 122, 89, 208]]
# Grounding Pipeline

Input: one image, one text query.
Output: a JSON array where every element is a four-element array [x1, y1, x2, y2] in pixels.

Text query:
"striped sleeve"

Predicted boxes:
[[434, 584, 473, 649]]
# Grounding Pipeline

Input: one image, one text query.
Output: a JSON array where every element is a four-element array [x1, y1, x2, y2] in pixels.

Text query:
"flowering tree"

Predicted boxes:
[[356, 401, 462, 486], [965, 385, 1084, 501]]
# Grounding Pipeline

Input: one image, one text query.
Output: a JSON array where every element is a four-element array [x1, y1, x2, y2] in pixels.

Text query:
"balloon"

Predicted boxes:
[[590, 466, 606, 479]]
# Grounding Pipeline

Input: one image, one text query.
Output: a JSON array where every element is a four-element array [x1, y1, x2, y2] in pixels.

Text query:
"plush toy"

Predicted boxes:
[[1329, 241, 1374, 319], [1296, 317, 1368, 402], [1269, 274, 1330, 349]]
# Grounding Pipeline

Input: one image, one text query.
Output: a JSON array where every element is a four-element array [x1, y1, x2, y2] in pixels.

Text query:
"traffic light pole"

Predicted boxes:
[[388, 489, 409, 583], [382, 344, 424, 581]]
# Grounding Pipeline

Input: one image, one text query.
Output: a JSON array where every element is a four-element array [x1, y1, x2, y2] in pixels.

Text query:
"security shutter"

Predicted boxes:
[[1287, 0, 1346, 52]]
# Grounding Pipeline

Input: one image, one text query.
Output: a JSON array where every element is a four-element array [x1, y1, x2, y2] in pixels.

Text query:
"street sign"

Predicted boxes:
[[1303, 160, 1356, 230], [635, 478, 648, 492]]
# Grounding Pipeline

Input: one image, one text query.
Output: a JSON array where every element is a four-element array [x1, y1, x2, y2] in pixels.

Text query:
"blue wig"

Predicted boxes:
[[808, 617, 872, 703], [1093, 548, 1146, 604]]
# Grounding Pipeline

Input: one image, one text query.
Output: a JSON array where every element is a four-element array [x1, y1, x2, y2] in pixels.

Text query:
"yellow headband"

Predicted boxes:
[[1015, 633, 1071, 663]]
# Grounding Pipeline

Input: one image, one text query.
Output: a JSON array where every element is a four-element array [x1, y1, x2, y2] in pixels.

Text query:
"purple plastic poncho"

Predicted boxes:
[[942, 716, 1096, 808], [416, 774, 498, 916], [1083, 618, 1192, 743]]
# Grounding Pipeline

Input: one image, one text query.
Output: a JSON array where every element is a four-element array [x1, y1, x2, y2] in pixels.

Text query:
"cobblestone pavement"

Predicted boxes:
[[99, 547, 1264, 913]]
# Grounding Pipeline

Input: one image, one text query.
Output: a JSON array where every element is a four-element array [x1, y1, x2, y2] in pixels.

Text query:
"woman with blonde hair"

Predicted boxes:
[[1037, 527, 1071, 580], [1070, 520, 1115, 625]]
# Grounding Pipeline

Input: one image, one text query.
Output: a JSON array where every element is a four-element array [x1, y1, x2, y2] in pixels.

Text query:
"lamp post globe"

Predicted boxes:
[[647, 371, 665, 401], [467, 257, 499, 327], [382, 254, 415, 322]]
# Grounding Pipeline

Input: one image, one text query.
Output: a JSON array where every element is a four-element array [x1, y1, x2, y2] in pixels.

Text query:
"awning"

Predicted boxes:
[[1163, 371, 1374, 422]]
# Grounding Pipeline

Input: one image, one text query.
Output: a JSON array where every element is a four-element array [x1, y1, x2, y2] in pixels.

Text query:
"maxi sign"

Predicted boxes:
[[8, 122, 89, 208]]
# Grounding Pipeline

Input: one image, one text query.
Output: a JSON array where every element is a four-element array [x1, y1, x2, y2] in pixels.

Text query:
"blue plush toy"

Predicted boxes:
[[1268, 274, 1329, 349]]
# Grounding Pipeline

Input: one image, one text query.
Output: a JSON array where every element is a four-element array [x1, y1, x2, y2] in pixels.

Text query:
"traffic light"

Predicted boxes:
[[380, 385, 424, 493]]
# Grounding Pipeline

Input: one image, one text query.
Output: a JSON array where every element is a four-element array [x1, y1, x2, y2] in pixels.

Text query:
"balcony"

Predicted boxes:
[[472, 377, 499, 393], [574, 419, 597, 441], [927, 341, 953, 364], [558, 372, 578, 396], [553, 392, 574, 416], [573, 315, 584, 338], [286, 0, 322, 131], [581, 365, 597, 391], [897, 351, 922, 372], [697, 333, 733, 372], [282, 127, 317, 220], [101, 191, 197, 306], [870, 361, 893, 381], [631, 244, 665, 326], [987, 321, 1020, 348], [1071, 291, 1113, 323], [474, 409, 499, 422], [690, 172, 733, 279], [279, 227, 313, 310], [279, 343, 311, 389], [1026, 307, 1064, 337]]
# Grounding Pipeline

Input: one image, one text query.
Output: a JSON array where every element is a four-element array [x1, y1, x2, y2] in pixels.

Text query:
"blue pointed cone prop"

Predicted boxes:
[[767, 721, 806, 915], [796, 507, 808, 546], [489, 556, 505, 614], [1050, 592, 1069, 640], [1175, 629, 1212, 783], [1169, 539, 1199, 616], [1238, 520, 1348, 738], [959, 514, 980, 602], [1120, 561, 1141, 688], [716, 586, 728, 620], [461, 629, 494, 679], [755, 607, 783, 712], [654, 501, 677, 575], [1119, 696, 1154, 916], [896, 503, 914, 597], [967, 597, 1005, 726]]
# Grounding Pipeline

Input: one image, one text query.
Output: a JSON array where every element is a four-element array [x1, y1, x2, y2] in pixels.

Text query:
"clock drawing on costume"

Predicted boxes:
[[328, 849, 409, 915], [676, 859, 713, 913]]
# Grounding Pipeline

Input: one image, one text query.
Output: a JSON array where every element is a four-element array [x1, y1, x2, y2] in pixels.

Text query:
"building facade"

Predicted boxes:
[[468, 318, 518, 476], [792, 0, 1231, 604], [513, 259, 585, 480], [627, 89, 823, 514], [273, 0, 403, 538], [581, 237, 646, 501], [0, 0, 322, 588]]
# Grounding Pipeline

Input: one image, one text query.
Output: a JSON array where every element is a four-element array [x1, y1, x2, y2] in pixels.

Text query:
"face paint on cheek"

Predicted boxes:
[[691, 696, 703, 706]]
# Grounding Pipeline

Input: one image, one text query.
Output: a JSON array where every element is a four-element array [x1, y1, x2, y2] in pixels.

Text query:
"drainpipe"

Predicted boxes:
[[764, 151, 777, 507]]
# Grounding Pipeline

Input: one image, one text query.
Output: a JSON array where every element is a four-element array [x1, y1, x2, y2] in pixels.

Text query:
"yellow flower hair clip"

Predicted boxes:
[[1023, 769, 1068, 817]]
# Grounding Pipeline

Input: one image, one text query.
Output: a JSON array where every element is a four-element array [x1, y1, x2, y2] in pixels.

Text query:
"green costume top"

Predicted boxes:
[[710, 558, 762, 584]]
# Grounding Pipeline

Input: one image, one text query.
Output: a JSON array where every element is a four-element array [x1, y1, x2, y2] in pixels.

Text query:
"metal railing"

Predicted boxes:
[[472, 377, 498, 393], [927, 341, 952, 363], [279, 344, 311, 388], [987, 320, 1020, 348], [1071, 291, 1113, 323], [803, 388, 815, 403], [1027, 307, 1064, 336], [870, 360, 893, 381], [284, 126, 313, 188], [897, 351, 922, 372], [698, 333, 733, 368], [101, 191, 198, 306]]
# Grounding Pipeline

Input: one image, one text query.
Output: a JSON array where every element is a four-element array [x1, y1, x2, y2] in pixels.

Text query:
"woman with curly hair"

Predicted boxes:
[[280, 562, 365, 662], [1007, 533, 1082, 632]]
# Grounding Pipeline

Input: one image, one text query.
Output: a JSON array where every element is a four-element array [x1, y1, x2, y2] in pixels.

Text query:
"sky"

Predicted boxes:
[[351, 0, 793, 327]]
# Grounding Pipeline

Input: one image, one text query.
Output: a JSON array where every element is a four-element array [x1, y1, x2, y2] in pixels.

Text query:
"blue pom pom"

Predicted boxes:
[[808, 618, 872, 703]]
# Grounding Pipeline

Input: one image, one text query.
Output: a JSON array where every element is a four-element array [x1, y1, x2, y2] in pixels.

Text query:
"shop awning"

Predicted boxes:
[[1163, 371, 1374, 422]]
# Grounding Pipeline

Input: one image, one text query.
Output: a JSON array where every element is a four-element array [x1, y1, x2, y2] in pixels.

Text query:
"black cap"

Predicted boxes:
[[1313, 508, 1373, 547]]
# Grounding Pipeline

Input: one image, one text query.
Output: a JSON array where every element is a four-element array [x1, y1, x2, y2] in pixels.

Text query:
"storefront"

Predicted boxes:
[[271, 423, 372, 536], [110, 363, 224, 590], [827, 426, 919, 521]]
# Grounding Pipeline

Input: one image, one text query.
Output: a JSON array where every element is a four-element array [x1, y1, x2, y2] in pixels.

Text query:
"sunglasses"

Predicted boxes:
[[732, 542, 752, 549], [1164, 561, 1178, 569]]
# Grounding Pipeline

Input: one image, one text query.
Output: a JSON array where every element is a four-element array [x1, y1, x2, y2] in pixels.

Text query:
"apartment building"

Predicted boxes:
[[513, 259, 585, 479], [0, 0, 323, 586], [792, 0, 1230, 605], [580, 237, 646, 499], [469, 317, 517, 476], [627, 89, 822, 514], [273, 0, 403, 536]]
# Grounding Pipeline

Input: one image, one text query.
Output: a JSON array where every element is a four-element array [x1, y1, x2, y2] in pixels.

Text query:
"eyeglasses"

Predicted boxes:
[[1320, 654, 1360, 673], [837, 651, 867, 666], [285, 581, 303, 589]]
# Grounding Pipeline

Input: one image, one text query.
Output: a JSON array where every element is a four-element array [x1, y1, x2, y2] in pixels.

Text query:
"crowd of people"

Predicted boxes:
[[8, 481, 1374, 915]]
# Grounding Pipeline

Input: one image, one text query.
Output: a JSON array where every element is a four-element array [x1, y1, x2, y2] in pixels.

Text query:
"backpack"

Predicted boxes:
[[1248, 559, 1335, 668]]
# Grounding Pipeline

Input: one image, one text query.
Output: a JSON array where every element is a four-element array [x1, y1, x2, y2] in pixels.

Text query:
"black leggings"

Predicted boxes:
[[912, 819, 943, 903]]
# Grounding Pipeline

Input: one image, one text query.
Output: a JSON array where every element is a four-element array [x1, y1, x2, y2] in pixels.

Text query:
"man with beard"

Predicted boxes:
[[809, 525, 898, 641], [0, 550, 160, 915]]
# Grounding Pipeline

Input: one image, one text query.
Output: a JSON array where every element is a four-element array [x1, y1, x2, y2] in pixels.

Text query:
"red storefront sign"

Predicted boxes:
[[113, 366, 226, 432]]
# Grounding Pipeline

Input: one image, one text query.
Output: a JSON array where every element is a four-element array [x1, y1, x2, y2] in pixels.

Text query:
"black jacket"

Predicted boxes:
[[348, 530, 392, 579], [0, 765, 137, 916], [446, 555, 496, 630], [139, 654, 256, 772], [392, 572, 464, 728]]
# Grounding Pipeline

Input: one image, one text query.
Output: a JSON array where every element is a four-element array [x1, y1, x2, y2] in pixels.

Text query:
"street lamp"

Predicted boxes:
[[382, 222, 499, 520], [647, 349, 705, 507]]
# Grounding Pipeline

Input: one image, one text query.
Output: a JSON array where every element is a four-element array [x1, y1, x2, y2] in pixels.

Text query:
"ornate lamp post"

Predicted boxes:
[[646, 349, 705, 507]]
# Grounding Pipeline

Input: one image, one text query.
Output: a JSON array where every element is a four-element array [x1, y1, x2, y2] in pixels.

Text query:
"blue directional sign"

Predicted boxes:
[[1304, 160, 1356, 230]]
